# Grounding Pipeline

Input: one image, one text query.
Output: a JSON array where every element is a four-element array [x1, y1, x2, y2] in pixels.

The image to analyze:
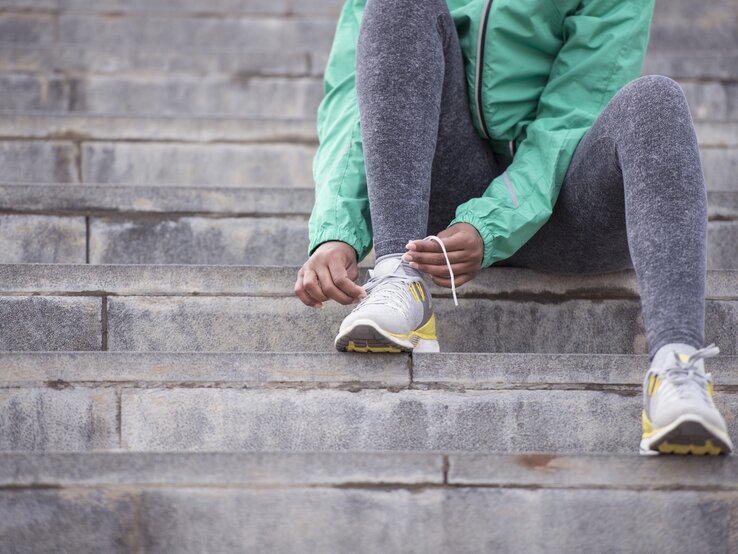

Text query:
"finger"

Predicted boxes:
[[431, 272, 477, 288], [302, 268, 328, 305], [402, 249, 467, 266], [328, 258, 367, 300], [410, 260, 480, 279], [316, 265, 355, 305], [406, 235, 467, 253], [295, 275, 321, 308]]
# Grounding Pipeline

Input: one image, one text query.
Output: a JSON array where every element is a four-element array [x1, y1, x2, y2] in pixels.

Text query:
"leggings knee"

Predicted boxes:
[[614, 74, 691, 118]]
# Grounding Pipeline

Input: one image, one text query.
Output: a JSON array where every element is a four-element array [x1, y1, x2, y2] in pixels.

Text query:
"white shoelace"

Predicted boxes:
[[421, 235, 458, 307], [660, 343, 720, 402]]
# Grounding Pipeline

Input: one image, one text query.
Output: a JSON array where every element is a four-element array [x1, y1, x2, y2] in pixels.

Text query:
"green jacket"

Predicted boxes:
[[308, 0, 655, 268]]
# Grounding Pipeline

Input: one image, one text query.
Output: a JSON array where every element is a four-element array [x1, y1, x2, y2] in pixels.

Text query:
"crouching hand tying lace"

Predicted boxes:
[[402, 223, 484, 289]]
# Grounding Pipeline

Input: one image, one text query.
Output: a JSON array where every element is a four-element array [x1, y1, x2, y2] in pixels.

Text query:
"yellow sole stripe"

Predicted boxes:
[[387, 314, 437, 342], [346, 341, 402, 353], [657, 440, 722, 456]]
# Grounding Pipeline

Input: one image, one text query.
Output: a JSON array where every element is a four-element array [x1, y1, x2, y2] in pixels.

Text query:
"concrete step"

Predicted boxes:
[[0, 73, 324, 118], [0, 186, 735, 266], [0, 72, 734, 121], [0, 138, 316, 186], [1, 452, 736, 553], [0, 0, 343, 16], [0, 264, 736, 354], [0, 44, 318, 76], [0, 351, 737, 453]]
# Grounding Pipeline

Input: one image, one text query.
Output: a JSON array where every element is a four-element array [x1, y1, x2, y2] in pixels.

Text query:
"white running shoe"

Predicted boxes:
[[334, 236, 459, 353], [639, 343, 733, 456]]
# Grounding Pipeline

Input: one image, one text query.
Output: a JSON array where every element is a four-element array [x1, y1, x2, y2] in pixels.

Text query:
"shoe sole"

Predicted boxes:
[[334, 318, 439, 353], [639, 414, 733, 456]]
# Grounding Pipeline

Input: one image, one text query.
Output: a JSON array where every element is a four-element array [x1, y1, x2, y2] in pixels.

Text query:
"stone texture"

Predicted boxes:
[[0, 114, 316, 143], [0, 215, 85, 263], [0, 452, 441, 486], [0, 13, 52, 45], [0, 263, 735, 299], [0, 141, 78, 183], [0, 352, 410, 388], [0, 388, 117, 450], [0, 296, 101, 351], [448, 453, 738, 489], [105, 295, 738, 354], [682, 82, 738, 123], [643, 52, 738, 81], [648, 0, 738, 51], [412, 352, 738, 388], [81, 142, 314, 186], [0, 489, 135, 554], [0, 45, 311, 75], [0, 73, 69, 111], [68, 75, 322, 117], [88, 216, 309, 265], [57, 14, 336, 52], [709, 222, 738, 270], [119, 388, 738, 452], [0, 184, 315, 215], [702, 148, 738, 191]]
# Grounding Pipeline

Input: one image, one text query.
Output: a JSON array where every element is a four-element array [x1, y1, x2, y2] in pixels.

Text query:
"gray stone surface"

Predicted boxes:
[[0, 140, 78, 183], [0, 0, 344, 15], [711, 191, 738, 219], [0, 388, 117, 450], [0, 452, 441, 486], [0, 45, 311, 75], [682, 82, 738, 123], [88, 216, 309, 265], [702, 148, 738, 191], [648, 0, 738, 52], [0, 489, 135, 554], [0, 73, 69, 111], [709, 222, 738, 270], [0, 113, 316, 143], [0, 13, 52, 45], [412, 352, 738, 388], [643, 52, 738, 81], [119, 388, 738, 452], [0, 215, 85, 263], [0, 296, 101, 351], [448, 453, 738, 489], [0, 352, 410, 388], [0, 184, 316, 215], [81, 142, 315, 186], [56, 14, 336, 51], [66, 75, 322, 117], [105, 295, 738, 354]]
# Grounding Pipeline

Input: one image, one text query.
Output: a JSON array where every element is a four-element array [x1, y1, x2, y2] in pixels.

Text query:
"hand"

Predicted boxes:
[[295, 241, 367, 308], [402, 223, 484, 288]]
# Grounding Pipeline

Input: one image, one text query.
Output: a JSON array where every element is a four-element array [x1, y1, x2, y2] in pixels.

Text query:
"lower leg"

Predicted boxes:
[[355, 0, 498, 258], [616, 76, 707, 359]]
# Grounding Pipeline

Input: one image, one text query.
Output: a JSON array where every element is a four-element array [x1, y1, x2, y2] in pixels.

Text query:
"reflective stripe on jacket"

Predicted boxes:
[[308, 0, 655, 267]]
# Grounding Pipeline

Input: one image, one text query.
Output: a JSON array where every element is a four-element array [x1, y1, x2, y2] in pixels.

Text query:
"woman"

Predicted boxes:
[[294, 0, 732, 455]]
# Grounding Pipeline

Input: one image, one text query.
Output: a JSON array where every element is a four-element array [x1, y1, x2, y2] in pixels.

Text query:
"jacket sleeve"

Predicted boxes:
[[449, 0, 655, 268], [307, 0, 373, 262]]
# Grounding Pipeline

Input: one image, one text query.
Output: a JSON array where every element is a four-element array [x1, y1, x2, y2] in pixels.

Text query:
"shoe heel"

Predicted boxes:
[[413, 339, 440, 353]]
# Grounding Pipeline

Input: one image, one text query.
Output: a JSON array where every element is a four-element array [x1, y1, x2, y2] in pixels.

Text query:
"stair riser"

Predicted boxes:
[[0, 73, 734, 121], [1, 214, 737, 267], [1, 295, 736, 354], [1, 487, 733, 553], [1, 387, 737, 453]]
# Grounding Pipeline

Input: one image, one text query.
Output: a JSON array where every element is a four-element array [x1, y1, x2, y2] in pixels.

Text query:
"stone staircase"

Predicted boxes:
[[1, 0, 737, 551]]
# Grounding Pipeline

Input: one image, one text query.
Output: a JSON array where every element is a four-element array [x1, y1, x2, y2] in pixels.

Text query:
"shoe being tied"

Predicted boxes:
[[639, 343, 733, 456], [334, 252, 439, 353]]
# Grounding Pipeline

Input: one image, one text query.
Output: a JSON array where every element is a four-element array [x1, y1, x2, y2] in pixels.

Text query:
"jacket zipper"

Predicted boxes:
[[474, 0, 494, 141]]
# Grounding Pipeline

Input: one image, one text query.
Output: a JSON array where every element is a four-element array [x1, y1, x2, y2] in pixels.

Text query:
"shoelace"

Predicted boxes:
[[659, 343, 720, 402], [421, 234, 458, 307]]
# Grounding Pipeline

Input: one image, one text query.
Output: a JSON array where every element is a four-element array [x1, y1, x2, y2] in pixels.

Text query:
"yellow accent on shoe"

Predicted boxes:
[[346, 341, 402, 353], [642, 409, 654, 438], [708, 381, 714, 397], [678, 353, 690, 363], [657, 440, 722, 456], [387, 313, 438, 341], [652, 377, 662, 395], [416, 282, 426, 301], [408, 284, 419, 303]]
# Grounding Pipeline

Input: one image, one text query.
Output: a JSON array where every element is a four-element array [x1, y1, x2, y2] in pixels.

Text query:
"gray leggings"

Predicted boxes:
[[355, 0, 708, 359]]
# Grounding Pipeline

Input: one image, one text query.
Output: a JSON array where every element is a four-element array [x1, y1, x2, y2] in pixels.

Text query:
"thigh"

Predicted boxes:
[[426, 8, 502, 236], [496, 101, 634, 273]]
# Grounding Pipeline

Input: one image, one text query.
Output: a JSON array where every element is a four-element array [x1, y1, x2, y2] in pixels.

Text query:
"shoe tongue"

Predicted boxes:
[[372, 254, 422, 279]]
